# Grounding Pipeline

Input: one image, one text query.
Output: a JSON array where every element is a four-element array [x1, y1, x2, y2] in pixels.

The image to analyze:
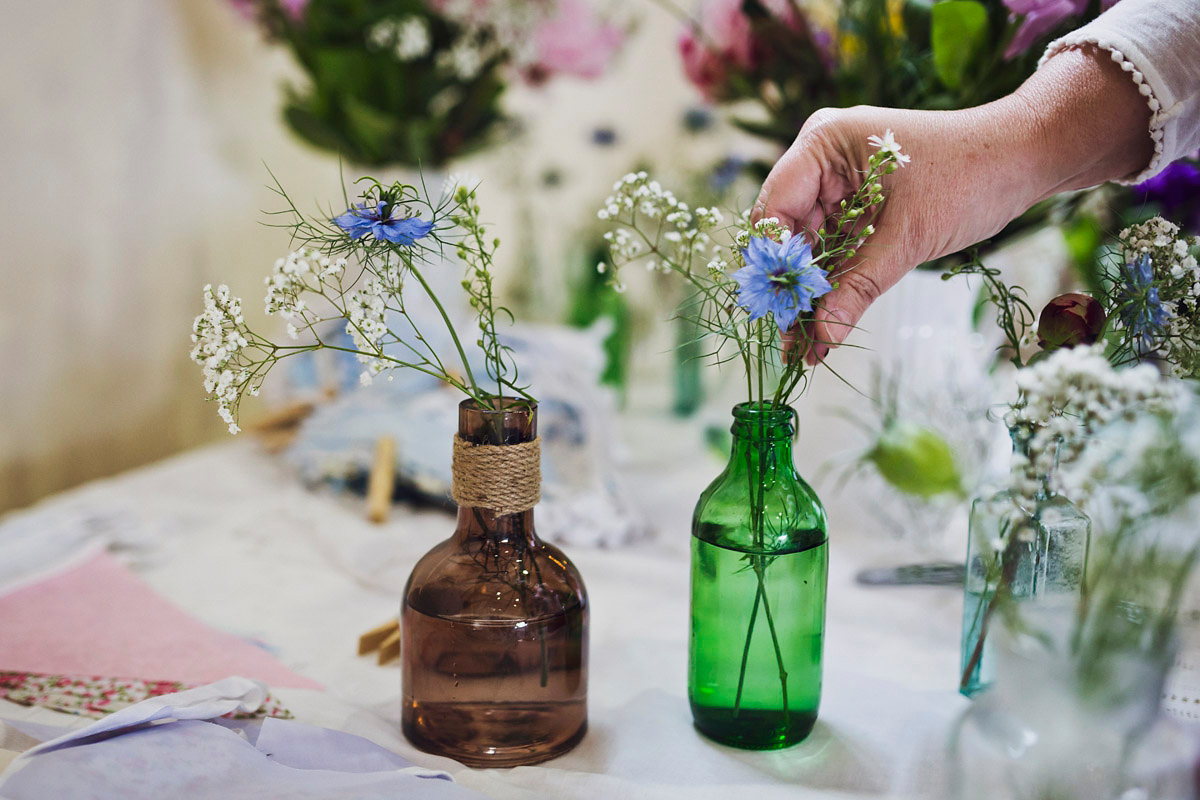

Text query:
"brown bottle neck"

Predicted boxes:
[[453, 397, 539, 546], [453, 506, 539, 548], [457, 397, 537, 445]]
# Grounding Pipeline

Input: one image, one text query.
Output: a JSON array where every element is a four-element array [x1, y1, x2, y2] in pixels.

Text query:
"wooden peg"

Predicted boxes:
[[366, 436, 396, 523], [377, 628, 402, 666], [358, 618, 399, 656]]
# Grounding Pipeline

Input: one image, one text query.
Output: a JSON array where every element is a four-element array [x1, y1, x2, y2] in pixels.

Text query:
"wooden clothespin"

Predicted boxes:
[[358, 618, 401, 665], [366, 436, 396, 523], [250, 400, 316, 453]]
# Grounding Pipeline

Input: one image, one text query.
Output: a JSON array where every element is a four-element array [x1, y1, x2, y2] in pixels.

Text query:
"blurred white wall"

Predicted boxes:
[[0, 0, 1003, 522], [0, 0, 740, 512]]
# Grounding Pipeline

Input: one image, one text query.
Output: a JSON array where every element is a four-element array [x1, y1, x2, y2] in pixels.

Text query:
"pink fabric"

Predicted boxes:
[[0, 552, 321, 689]]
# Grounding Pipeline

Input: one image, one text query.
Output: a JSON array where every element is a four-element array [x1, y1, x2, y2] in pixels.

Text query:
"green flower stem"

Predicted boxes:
[[401, 256, 482, 400], [960, 529, 1023, 692], [756, 559, 790, 727], [278, 342, 471, 393], [732, 579, 762, 716]]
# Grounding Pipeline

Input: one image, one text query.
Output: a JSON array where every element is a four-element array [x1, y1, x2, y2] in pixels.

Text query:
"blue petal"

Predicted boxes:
[[743, 237, 778, 270], [773, 296, 802, 331], [781, 235, 813, 267], [376, 217, 435, 245], [732, 266, 773, 321], [333, 209, 366, 232]]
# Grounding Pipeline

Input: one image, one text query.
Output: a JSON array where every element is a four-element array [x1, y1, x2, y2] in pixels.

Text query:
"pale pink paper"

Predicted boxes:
[[0, 552, 321, 689]]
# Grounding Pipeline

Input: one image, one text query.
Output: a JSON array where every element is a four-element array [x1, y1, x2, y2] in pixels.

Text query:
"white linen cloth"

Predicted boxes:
[[0, 415, 1006, 799], [1042, 0, 1200, 181]]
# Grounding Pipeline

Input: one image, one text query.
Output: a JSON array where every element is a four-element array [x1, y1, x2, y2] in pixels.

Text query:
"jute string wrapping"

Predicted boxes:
[[451, 435, 541, 515]]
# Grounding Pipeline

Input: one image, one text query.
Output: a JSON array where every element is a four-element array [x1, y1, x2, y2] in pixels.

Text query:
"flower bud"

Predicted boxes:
[[866, 421, 963, 499], [1036, 293, 1106, 351]]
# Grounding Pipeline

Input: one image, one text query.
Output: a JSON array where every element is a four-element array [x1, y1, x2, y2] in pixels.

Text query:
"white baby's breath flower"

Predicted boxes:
[[191, 283, 259, 434], [394, 16, 430, 61], [867, 130, 910, 166], [1008, 344, 1182, 515]]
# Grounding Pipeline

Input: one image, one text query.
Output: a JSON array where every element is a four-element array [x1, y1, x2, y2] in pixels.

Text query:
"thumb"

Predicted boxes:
[[752, 148, 828, 237]]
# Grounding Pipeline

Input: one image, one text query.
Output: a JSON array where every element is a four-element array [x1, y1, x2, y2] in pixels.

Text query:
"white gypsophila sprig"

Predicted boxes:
[[596, 171, 726, 291], [1113, 216, 1200, 377], [1007, 344, 1183, 512], [264, 248, 347, 338], [190, 284, 261, 434]]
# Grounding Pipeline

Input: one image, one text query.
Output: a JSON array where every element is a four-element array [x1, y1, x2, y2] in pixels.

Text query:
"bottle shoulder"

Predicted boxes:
[[691, 466, 827, 553], [405, 533, 587, 621]]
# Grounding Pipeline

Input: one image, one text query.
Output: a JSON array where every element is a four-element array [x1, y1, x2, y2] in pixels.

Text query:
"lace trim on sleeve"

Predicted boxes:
[[1041, 39, 1165, 183]]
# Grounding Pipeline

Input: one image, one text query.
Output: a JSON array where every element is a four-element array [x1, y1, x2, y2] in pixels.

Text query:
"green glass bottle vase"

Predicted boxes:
[[688, 403, 829, 749]]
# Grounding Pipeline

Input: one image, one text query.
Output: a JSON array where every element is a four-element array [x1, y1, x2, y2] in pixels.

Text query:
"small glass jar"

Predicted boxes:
[[950, 614, 1193, 800], [960, 484, 1090, 696]]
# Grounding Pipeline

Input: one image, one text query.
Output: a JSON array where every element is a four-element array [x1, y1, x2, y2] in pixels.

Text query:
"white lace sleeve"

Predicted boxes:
[[1039, 0, 1200, 183]]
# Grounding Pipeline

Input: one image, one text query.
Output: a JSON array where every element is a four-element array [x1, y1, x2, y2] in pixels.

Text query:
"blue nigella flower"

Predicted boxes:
[[732, 235, 833, 331], [1118, 253, 1170, 349], [334, 201, 434, 245]]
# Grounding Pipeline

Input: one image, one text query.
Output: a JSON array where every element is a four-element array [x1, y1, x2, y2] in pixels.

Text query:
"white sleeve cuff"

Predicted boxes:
[[1039, 0, 1200, 184]]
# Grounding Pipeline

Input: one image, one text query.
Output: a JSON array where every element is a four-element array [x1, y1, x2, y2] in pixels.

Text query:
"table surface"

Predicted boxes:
[[0, 412, 973, 799]]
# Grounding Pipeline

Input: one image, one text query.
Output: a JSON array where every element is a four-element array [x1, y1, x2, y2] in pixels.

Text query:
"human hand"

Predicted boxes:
[[754, 47, 1154, 365]]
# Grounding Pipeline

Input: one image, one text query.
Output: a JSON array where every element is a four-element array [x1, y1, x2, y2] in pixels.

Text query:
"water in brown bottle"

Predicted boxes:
[[401, 399, 588, 767]]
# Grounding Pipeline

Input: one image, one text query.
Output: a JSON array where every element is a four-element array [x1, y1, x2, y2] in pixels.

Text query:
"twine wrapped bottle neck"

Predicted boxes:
[[451, 398, 541, 517], [451, 435, 541, 515]]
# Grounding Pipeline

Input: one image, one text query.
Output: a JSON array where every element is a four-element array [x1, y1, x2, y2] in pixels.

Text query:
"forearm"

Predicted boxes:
[[1005, 45, 1154, 201]]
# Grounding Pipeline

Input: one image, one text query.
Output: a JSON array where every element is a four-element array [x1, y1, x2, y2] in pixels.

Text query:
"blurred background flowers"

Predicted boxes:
[[3, 0, 1198, 534]]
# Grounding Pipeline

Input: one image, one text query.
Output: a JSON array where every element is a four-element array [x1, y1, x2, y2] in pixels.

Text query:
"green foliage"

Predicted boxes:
[[930, 1, 988, 90], [943, 254, 1036, 369], [255, 0, 509, 167], [565, 240, 632, 393]]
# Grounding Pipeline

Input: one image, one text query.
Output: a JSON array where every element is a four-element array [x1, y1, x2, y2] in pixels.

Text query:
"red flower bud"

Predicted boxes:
[[1037, 293, 1106, 350]]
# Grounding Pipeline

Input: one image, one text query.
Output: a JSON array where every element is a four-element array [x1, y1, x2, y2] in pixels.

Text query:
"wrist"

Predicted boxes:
[[1007, 45, 1153, 198]]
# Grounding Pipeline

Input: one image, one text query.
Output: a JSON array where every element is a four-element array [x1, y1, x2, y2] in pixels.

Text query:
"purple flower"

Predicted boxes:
[[1003, 0, 1087, 60], [334, 202, 434, 245], [732, 235, 832, 331], [1134, 159, 1200, 234]]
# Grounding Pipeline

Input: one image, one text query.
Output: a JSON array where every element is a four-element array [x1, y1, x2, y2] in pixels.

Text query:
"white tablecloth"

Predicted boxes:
[[0, 413, 971, 799]]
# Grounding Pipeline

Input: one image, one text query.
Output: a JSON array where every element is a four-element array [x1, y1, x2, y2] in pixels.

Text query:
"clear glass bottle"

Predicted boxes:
[[401, 399, 588, 766], [688, 403, 828, 749], [960, 481, 1090, 696], [950, 612, 1192, 800]]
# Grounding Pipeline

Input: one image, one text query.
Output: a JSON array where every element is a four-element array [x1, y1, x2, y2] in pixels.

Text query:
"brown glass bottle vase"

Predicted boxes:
[[401, 398, 588, 767]]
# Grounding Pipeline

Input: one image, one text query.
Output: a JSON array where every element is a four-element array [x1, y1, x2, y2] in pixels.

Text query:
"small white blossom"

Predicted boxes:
[[191, 284, 256, 434], [394, 17, 430, 61], [867, 129, 911, 166], [1008, 344, 1182, 514]]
